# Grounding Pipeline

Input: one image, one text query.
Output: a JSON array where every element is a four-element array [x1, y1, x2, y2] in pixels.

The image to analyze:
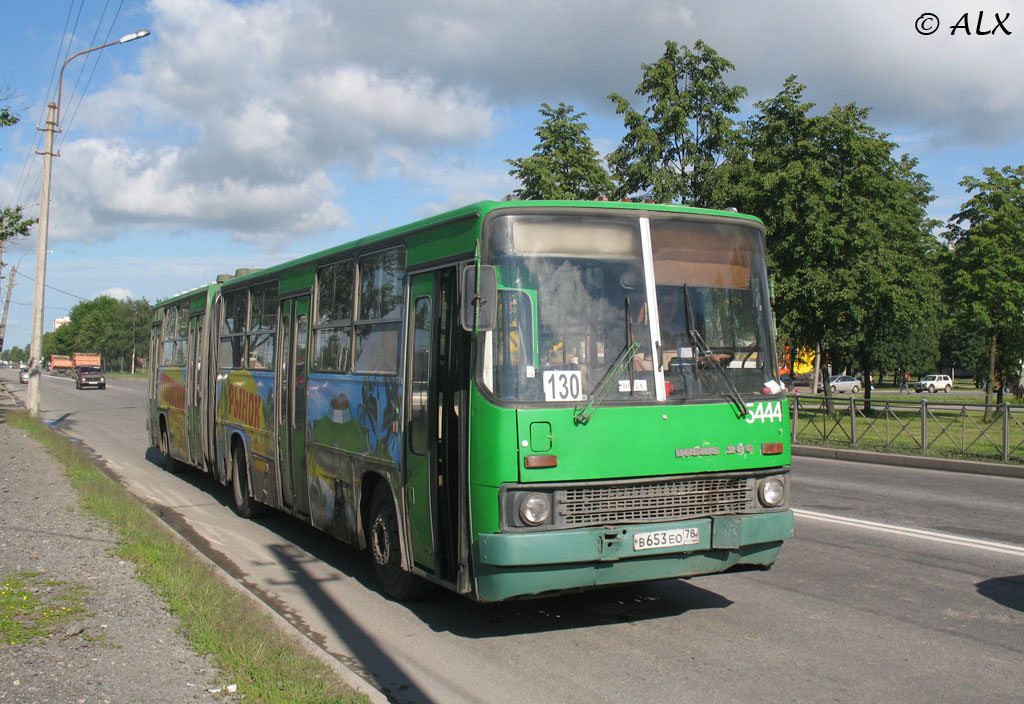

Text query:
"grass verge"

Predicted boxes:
[[7, 410, 369, 704], [0, 571, 90, 645]]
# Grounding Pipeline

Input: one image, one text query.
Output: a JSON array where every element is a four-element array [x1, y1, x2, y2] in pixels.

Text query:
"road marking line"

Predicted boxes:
[[793, 508, 1024, 558]]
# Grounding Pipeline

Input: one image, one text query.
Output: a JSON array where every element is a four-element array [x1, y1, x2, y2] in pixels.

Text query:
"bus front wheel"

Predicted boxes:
[[369, 483, 429, 601]]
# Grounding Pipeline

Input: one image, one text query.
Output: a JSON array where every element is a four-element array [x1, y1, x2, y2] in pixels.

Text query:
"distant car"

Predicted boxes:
[[75, 365, 106, 390], [914, 374, 952, 393], [817, 375, 861, 393], [19, 368, 29, 384]]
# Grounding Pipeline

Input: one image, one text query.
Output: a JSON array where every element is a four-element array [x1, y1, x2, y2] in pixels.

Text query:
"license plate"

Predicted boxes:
[[633, 527, 700, 551]]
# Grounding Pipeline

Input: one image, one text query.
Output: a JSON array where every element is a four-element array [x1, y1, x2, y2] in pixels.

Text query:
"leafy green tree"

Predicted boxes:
[[607, 39, 746, 206], [2, 345, 29, 364], [947, 165, 1024, 409], [0, 99, 32, 286], [506, 102, 613, 200], [41, 296, 152, 371], [112, 298, 151, 371], [0, 206, 38, 354], [727, 79, 942, 402], [41, 322, 75, 361], [0, 206, 34, 246], [0, 95, 35, 354]]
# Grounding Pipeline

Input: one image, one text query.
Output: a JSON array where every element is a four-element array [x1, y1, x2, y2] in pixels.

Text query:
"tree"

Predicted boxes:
[[607, 39, 746, 207], [0, 205, 35, 245], [0, 97, 34, 354], [0, 94, 18, 130], [41, 295, 152, 371], [726, 79, 942, 404], [506, 102, 613, 200], [1, 345, 28, 364], [946, 165, 1024, 411], [0, 206, 38, 353]]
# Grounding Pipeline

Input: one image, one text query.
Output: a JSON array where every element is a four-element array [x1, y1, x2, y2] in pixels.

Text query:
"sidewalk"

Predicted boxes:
[[0, 395, 239, 703]]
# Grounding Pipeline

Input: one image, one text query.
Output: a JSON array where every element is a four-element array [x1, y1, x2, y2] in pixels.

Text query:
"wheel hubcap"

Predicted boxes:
[[372, 515, 391, 566]]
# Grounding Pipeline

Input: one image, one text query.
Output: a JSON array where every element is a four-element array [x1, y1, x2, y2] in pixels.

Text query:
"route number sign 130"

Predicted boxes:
[[543, 370, 583, 402]]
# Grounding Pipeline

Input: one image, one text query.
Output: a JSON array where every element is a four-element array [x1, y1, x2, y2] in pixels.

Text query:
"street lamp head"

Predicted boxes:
[[119, 29, 151, 43]]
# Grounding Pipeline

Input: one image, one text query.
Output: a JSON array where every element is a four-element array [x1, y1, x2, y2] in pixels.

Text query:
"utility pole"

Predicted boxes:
[[26, 29, 150, 417], [26, 101, 56, 414], [0, 257, 23, 353]]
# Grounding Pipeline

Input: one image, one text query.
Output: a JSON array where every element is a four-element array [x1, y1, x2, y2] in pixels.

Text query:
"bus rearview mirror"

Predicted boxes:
[[461, 265, 497, 332]]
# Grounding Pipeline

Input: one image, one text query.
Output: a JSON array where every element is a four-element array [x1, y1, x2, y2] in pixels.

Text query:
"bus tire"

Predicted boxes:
[[160, 426, 183, 474], [369, 483, 430, 601], [231, 444, 266, 519]]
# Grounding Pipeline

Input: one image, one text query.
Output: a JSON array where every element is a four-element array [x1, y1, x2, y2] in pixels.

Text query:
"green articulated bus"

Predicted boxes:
[[147, 200, 793, 602]]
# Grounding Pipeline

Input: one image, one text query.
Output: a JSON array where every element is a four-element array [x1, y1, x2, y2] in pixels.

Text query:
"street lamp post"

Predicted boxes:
[[27, 29, 149, 417]]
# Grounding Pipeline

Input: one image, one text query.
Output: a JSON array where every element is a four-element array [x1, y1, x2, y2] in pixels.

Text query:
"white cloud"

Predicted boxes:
[[101, 287, 134, 300], [40, 0, 1024, 249], [50, 137, 348, 250]]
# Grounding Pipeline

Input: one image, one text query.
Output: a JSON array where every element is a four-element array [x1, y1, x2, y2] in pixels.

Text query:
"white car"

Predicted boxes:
[[914, 374, 952, 393]]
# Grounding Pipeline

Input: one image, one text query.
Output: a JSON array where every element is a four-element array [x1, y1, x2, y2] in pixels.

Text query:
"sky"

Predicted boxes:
[[1, 0, 1022, 351]]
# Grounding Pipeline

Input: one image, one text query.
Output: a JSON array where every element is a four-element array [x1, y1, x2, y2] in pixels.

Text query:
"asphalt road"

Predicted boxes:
[[3, 369, 1022, 703]]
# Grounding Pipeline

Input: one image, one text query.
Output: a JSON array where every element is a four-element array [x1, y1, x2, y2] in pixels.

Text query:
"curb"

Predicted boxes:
[[174, 528, 389, 704], [0, 378, 388, 704], [794, 444, 1024, 479]]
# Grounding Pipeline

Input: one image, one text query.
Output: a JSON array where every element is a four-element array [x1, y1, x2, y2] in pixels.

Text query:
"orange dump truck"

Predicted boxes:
[[50, 355, 73, 375], [71, 352, 102, 369]]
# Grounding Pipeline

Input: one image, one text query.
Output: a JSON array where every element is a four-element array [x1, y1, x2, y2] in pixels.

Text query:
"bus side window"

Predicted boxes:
[[354, 247, 406, 375]]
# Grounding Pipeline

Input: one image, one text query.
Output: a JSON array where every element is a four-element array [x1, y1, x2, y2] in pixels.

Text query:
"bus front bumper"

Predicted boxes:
[[473, 510, 794, 602]]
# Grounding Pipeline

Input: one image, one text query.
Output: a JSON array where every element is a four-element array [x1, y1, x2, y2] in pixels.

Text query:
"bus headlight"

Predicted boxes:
[[758, 477, 785, 507], [519, 493, 552, 526]]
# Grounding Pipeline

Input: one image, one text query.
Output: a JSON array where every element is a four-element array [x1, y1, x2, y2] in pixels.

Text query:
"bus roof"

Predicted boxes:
[[156, 199, 764, 304]]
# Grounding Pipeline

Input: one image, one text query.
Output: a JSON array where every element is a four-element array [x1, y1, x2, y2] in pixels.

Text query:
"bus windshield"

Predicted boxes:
[[480, 212, 778, 404]]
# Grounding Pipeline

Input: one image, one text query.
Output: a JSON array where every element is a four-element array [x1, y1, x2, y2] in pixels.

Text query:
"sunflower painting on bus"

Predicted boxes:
[[216, 370, 275, 461], [159, 368, 187, 458]]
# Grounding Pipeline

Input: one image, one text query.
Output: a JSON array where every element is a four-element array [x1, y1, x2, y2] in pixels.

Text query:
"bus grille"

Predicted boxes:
[[556, 476, 755, 526]]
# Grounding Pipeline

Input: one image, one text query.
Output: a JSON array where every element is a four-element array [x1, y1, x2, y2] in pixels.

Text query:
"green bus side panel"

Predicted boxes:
[[468, 386, 523, 536], [403, 217, 481, 268]]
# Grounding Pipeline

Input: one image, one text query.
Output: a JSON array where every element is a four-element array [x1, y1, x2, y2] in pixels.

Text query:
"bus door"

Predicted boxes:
[[405, 268, 470, 590], [276, 295, 311, 515], [185, 313, 204, 466], [148, 325, 161, 447]]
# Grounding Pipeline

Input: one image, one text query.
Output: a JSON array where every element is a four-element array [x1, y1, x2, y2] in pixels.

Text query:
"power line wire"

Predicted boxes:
[[11, 268, 86, 301], [59, 0, 125, 152], [8, 0, 77, 209]]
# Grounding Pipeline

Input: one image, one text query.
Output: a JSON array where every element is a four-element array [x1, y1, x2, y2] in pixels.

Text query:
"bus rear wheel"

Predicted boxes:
[[231, 445, 266, 519], [369, 483, 430, 601], [160, 425, 183, 474]]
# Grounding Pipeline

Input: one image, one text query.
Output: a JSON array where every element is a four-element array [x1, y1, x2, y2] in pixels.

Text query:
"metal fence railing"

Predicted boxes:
[[790, 395, 1024, 464]]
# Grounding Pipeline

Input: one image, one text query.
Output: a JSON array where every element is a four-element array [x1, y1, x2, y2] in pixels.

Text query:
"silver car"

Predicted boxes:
[[817, 375, 861, 393]]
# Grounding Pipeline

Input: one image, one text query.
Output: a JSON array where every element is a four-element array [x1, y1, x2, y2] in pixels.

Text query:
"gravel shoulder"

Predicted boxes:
[[0, 403, 239, 704]]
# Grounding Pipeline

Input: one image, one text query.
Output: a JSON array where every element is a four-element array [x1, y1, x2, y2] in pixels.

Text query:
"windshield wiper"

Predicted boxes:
[[683, 284, 748, 418], [574, 297, 640, 426]]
